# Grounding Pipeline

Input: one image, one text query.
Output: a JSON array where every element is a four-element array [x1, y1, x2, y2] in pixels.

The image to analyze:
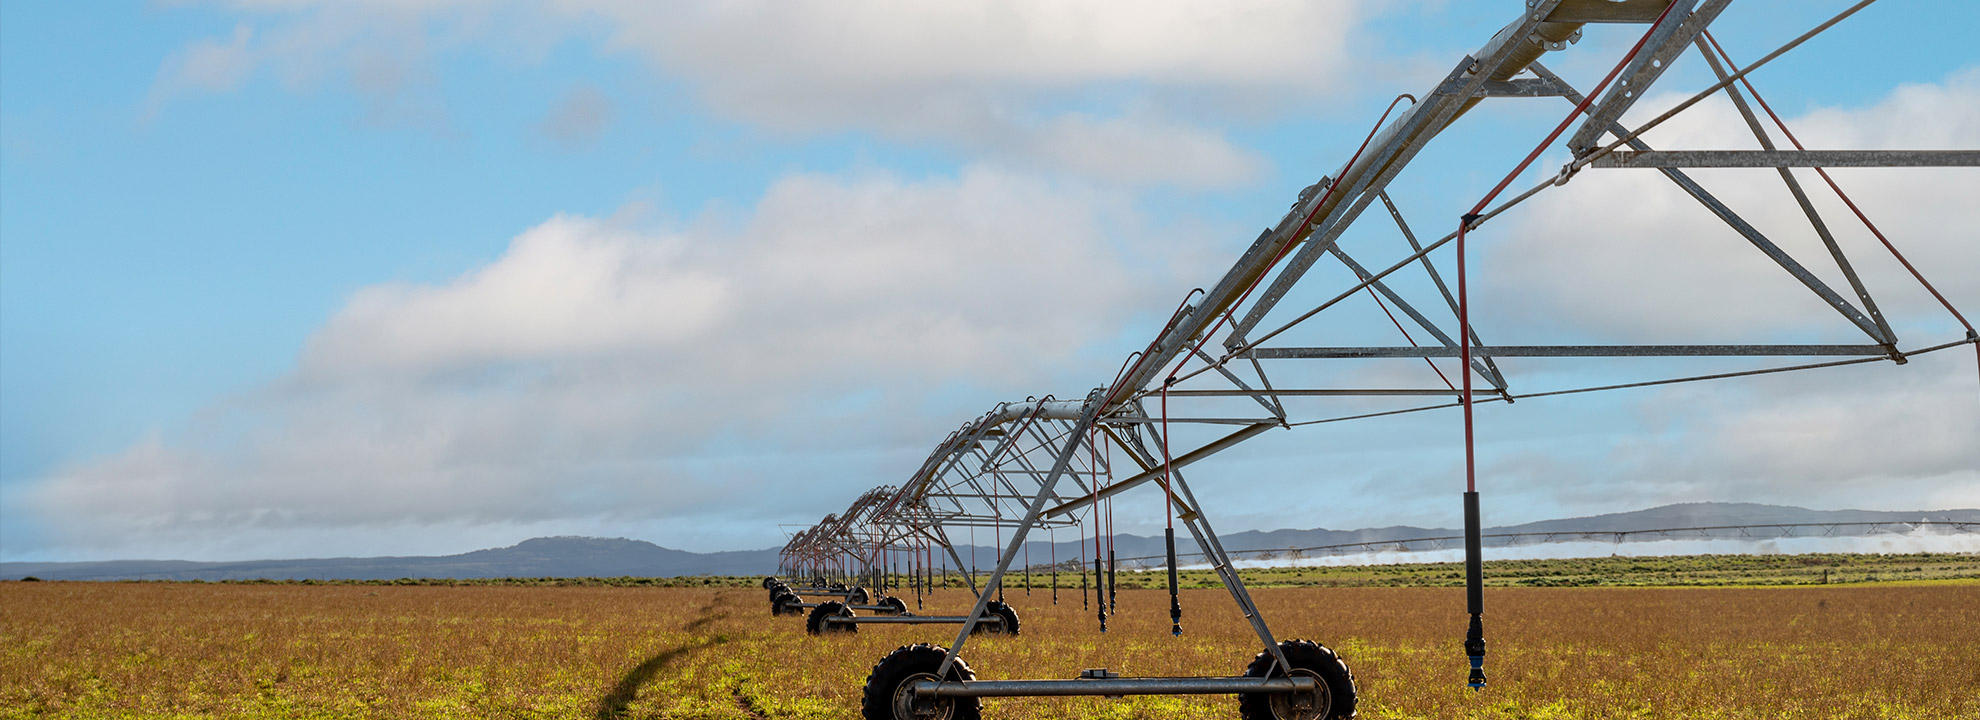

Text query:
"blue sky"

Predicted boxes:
[[3, 0, 1976, 562]]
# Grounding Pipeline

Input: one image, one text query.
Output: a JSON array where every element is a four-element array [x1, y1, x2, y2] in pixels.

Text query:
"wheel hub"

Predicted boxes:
[[891, 672, 952, 720], [1268, 668, 1330, 720]]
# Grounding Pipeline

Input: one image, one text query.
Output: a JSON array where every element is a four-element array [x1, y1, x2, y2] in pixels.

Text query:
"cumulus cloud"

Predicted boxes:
[[1004, 113, 1264, 189], [148, 0, 1369, 185], [596, 0, 1358, 98], [304, 168, 1171, 385], [23, 167, 1196, 558], [589, 0, 1360, 164]]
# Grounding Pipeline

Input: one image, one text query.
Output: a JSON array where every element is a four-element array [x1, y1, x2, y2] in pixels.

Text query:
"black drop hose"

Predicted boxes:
[[1095, 555, 1108, 632], [1081, 555, 1089, 610], [1166, 527, 1183, 636], [1108, 549, 1118, 612], [1464, 490, 1487, 689]]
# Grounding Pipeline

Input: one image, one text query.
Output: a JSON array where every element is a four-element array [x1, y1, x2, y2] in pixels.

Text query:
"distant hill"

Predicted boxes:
[[6, 502, 1974, 581], [1, 536, 780, 582]]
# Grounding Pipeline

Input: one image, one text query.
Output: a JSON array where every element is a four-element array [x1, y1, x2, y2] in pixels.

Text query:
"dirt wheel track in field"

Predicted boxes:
[[731, 688, 770, 720]]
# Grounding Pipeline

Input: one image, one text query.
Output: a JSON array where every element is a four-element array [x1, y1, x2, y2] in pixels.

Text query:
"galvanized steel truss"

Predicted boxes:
[[777, 0, 1976, 704]]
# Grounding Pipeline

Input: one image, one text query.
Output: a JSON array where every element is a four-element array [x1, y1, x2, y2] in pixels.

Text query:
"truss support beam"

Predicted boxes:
[[1378, 191, 1512, 393], [1163, 389, 1463, 397], [1565, 0, 1728, 154], [941, 393, 1108, 675], [1113, 4, 1599, 403], [931, 526, 979, 595], [1691, 39, 1901, 356], [1529, 61, 1893, 345], [1106, 424, 1291, 673], [1253, 344, 1887, 359], [1220, 60, 1482, 351], [1543, 0, 1684, 24], [1187, 345, 1285, 420], [1462, 77, 1575, 98], [1166, 470, 1289, 672], [1219, 0, 1651, 354], [1328, 245, 1505, 390], [1041, 422, 1276, 519], [1592, 149, 1980, 168]]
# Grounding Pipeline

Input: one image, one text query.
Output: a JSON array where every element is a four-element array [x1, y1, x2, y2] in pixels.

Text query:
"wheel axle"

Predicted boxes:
[[911, 674, 1318, 698], [824, 615, 1000, 626]]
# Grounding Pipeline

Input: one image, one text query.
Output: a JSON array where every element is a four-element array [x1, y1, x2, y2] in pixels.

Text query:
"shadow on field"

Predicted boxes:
[[596, 635, 725, 719], [684, 604, 725, 633]]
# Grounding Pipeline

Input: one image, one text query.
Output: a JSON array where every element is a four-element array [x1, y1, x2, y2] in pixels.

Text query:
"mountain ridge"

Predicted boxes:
[[8, 502, 1974, 581]]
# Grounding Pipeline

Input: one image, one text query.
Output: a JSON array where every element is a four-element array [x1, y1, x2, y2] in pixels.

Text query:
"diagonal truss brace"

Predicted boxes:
[[1531, 61, 1897, 347]]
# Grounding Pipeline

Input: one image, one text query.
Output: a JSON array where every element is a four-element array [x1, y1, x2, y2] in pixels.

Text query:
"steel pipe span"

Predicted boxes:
[[914, 676, 1317, 699], [824, 615, 1001, 626]]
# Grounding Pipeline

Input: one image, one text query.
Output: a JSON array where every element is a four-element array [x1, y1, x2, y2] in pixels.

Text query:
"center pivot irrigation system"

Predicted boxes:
[[773, 2, 1977, 718]]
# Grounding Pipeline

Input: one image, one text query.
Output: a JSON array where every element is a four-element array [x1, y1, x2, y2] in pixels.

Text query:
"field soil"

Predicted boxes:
[[5, 577, 1976, 719]]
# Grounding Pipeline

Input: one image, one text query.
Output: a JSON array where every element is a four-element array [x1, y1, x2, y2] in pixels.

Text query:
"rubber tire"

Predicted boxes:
[[1237, 639, 1356, 720], [831, 583, 849, 592], [849, 586, 871, 605], [807, 600, 857, 634], [970, 601, 1020, 635], [770, 587, 796, 606], [772, 593, 803, 616], [877, 596, 908, 616], [762, 576, 780, 589], [860, 643, 980, 720]]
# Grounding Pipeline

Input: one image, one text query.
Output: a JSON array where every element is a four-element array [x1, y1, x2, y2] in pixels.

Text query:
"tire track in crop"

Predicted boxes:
[[595, 603, 730, 719], [731, 689, 769, 720], [708, 592, 768, 719]]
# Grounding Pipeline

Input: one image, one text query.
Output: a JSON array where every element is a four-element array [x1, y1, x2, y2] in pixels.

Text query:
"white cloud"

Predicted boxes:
[[295, 166, 1174, 385], [600, 0, 1356, 90], [1010, 113, 1264, 189], [21, 167, 1196, 559], [300, 216, 724, 376], [576, 0, 1357, 184], [585, 0, 1360, 116], [149, 0, 1370, 185]]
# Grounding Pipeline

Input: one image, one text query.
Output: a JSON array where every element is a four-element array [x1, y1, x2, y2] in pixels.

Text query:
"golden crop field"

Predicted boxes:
[[4, 579, 1976, 719]]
